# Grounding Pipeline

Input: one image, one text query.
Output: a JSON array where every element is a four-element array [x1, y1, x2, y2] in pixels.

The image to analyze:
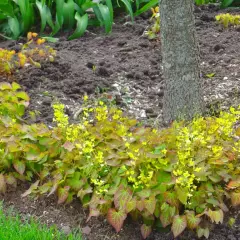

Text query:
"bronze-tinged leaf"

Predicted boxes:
[[0, 174, 6, 194], [186, 211, 201, 229], [137, 199, 145, 212], [171, 215, 187, 238], [21, 180, 40, 197], [0, 82, 12, 90], [227, 178, 240, 190], [230, 191, 240, 207], [207, 209, 223, 224], [107, 208, 127, 233], [114, 185, 132, 211], [87, 208, 100, 222], [144, 196, 156, 215], [164, 191, 179, 207], [57, 186, 70, 204], [197, 227, 210, 239], [13, 160, 25, 175], [141, 224, 152, 239], [62, 141, 75, 152]]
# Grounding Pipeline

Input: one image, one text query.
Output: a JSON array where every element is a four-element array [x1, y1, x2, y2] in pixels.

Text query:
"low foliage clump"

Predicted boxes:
[[215, 13, 240, 28], [145, 7, 160, 40], [1, 84, 240, 238], [0, 33, 56, 77]]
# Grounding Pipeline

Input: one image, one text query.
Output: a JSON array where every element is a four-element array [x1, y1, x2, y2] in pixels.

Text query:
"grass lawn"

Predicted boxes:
[[0, 202, 82, 240]]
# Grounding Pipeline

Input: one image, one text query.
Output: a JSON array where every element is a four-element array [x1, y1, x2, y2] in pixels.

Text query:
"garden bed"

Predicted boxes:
[[0, 4, 240, 240]]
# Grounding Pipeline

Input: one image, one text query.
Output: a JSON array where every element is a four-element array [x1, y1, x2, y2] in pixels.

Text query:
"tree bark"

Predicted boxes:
[[160, 0, 203, 124]]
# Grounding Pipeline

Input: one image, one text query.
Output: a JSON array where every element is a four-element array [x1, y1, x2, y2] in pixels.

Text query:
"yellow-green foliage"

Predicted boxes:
[[145, 7, 160, 40], [215, 13, 240, 28], [1, 84, 240, 238], [0, 33, 56, 77]]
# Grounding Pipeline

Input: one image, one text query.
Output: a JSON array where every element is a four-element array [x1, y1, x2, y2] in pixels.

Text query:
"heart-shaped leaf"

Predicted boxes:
[[126, 198, 137, 213], [57, 186, 70, 204], [171, 215, 187, 238], [141, 224, 152, 239], [114, 185, 132, 211], [230, 191, 240, 207], [144, 196, 156, 215], [87, 208, 100, 222], [107, 208, 127, 233], [207, 209, 223, 224], [186, 211, 201, 229]]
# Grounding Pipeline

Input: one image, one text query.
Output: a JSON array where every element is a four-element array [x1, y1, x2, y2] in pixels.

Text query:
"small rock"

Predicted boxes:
[[42, 97, 52, 106], [82, 226, 91, 235], [61, 225, 71, 235], [200, 14, 214, 22], [146, 108, 154, 114], [213, 44, 225, 52]]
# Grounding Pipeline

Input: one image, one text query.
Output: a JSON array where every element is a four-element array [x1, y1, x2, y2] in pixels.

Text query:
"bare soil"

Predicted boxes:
[[0, 4, 240, 240]]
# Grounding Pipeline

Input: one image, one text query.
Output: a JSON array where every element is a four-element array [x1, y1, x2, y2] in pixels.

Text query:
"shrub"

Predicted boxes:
[[1, 85, 240, 238]]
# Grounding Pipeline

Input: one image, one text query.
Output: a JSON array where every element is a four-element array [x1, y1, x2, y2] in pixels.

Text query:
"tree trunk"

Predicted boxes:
[[160, 0, 203, 124]]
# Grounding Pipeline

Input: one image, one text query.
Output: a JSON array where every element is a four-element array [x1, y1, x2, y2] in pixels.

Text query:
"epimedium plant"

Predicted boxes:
[[215, 13, 240, 28], [0, 32, 56, 77], [1, 85, 240, 238]]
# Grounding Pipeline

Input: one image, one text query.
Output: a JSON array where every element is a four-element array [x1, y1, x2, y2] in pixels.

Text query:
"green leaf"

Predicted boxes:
[[63, 0, 75, 30], [160, 203, 175, 227], [141, 224, 152, 239], [197, 227, 210, 239], [0, 174, 6, 194], [12, 82, 21, 91], [16, 91, 30, 101], [87, 208, 100, 222], [0, 82, 12, 90], [221, 0, 234, 8], [97, 4, 112, 33], [5, 175, 17, 187], [207, 209, 224, 224], [57, 186, 70, 204], [68, 13, 88, 40], [126, 198, 137, 213], [156, 171, 171, 184], [175, 186, 188, 205], [13, 160, 25, 175], [36, 1, 48, 32], [171, 215, 187, 238], [186, 211, 201, 229], [120, 0, 133, 21], [107, 208, 127, 232], [134, 0, 158, 17]]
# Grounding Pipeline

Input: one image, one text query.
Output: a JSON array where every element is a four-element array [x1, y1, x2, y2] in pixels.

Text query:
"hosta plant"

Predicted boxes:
[[215, 13, 240, 28], [1, 86, 240, 238]]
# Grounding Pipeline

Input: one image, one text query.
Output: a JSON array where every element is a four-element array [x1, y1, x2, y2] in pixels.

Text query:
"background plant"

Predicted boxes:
[[0, 33, 56, 77], [0, 0, 158, 40], [215, 13, 240, 28]]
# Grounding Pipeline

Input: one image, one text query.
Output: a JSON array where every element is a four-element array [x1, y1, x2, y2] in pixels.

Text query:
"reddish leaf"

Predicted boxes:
[[107, 208, 127, 233], [114, 185, 132, 211], [87, 208, 100, 222], [141, 224, 152, 239], [0, 174, 6, 194], [207, 209, 223, 224], [62, 141, 75, 152], [171, 215, 187, 238], [21, 180, 40, 197], [227, 178, 240, 190], [186, 211, 201, 229], [13, 161, 25, 175], [57, 186, 70, 204], [144, 196, 156, 215], [230, 191, 240, 207], [164, 191, 179, 207]]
